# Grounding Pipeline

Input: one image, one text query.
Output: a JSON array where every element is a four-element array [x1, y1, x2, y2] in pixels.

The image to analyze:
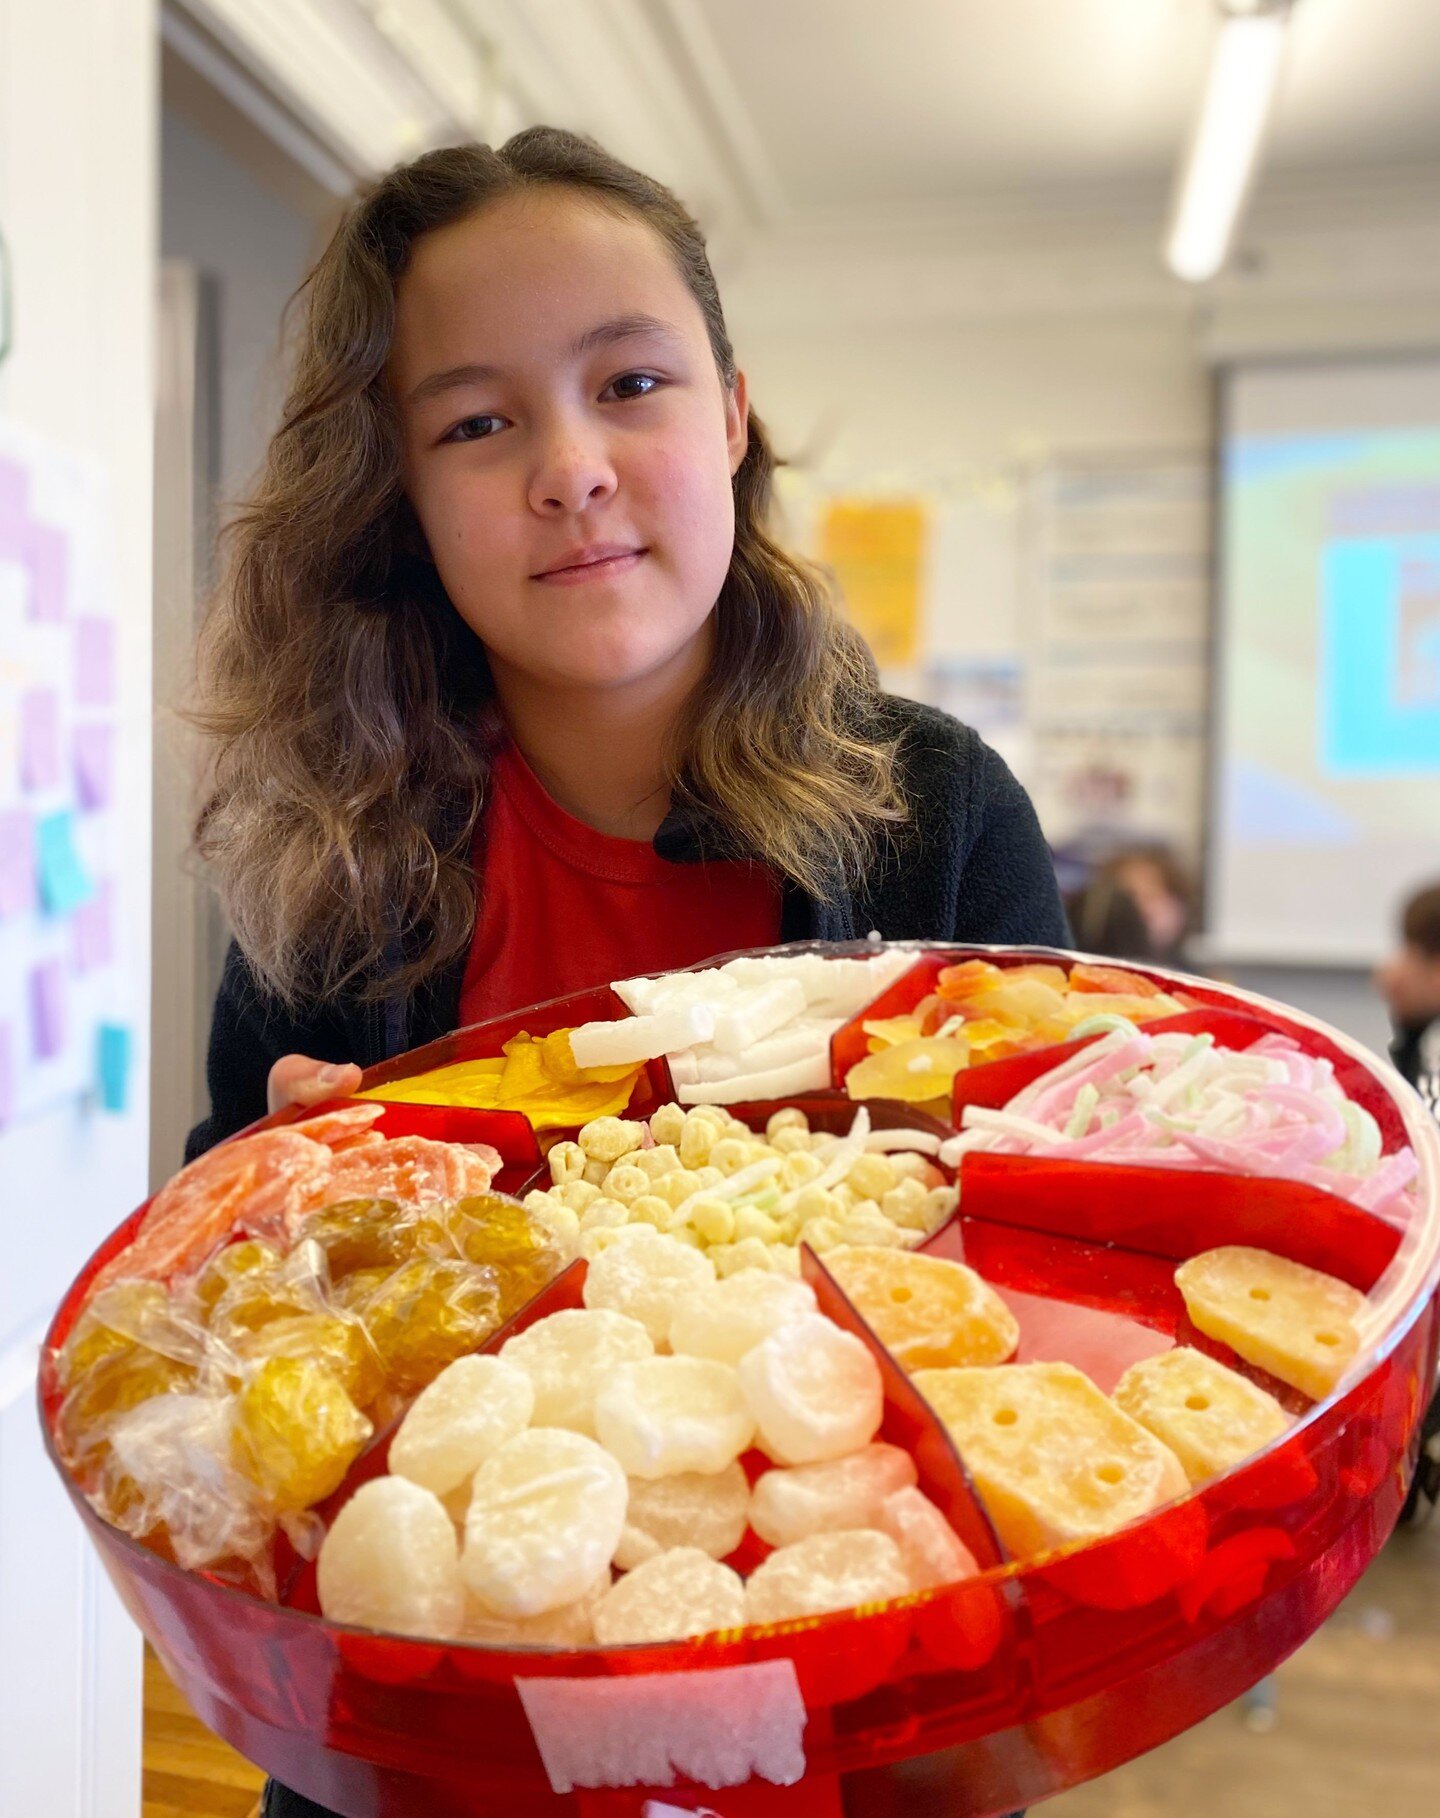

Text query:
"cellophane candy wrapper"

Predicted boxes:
[[50, 1168, 568, 1590]]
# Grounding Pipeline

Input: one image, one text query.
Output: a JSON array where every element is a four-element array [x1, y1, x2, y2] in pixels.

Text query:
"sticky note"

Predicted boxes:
[[0, 455, 28, 522], [74, 616, 115, 706], [73, 722, 114, 810], [0, 1022, 13, 1128], [70, 877, 114, 971], [36, 810, 93, 915], [26, 521, 68, 623], [97, 1022, 132, 1113], [21, 689, 62, 791], [30, 959, 65, 1061], [0, 809, 37, 918]]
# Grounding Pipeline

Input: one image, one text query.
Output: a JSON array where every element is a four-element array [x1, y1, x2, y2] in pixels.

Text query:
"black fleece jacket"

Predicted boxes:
[[184, 697, 1069, 1165]]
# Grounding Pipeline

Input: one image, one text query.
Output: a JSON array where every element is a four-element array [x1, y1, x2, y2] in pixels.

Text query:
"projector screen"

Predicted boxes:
[[1210, 356, 1440, 962]]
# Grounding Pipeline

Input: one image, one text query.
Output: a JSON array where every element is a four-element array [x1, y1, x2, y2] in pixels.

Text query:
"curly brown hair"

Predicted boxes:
[[186, 127, 906, 1010]]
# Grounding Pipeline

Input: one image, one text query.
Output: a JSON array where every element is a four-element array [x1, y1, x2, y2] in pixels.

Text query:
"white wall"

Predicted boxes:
[[0, 1, 155, 1812]]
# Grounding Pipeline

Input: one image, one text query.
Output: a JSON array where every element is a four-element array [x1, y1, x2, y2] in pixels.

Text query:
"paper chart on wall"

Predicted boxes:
[[0, 420, 131, 1127], [1026, 459, 1211, 859]]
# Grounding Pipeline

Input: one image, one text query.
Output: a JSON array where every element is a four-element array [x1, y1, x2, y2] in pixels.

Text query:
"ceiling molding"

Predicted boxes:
[[458, 0, 764, 244]]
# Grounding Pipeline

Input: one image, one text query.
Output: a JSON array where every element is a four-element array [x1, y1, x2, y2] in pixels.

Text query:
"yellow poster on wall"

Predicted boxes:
[[819, 498, 927, 668]]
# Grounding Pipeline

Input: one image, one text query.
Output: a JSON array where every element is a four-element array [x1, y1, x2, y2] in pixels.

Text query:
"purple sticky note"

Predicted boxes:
[[30, 958, 66, 1061], [71, 877, 114, 972], [73, 722, 114, 809], [25, 520, 68, 623], [21, 689, 62, 791], [0, 809, 36, 918], [74, 616, 115, 705], [0, 457, 28, 545], [0, 1021, 12, 1128]]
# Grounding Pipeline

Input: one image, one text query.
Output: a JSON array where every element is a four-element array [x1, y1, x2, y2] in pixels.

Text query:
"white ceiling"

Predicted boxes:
[[657, 0, 1440, 215]]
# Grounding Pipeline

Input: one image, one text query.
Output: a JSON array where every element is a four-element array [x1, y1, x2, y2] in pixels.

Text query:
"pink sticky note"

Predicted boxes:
[[25, 520, 68, 623], [70, 877, 114, 972], [0, 810, 36, 918], [73, 722, 114, 809], [74, 616, 115, 705], [21, 690, 62, 791], [0, 1021, 12, 1127], [30, 959, 66, 1061]]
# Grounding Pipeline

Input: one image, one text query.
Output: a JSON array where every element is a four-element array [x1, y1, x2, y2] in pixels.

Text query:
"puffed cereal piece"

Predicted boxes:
[[593, 1548, 746, 1646], [603, 1164, 650, 1205], [578, 1116, 645, 1164], [881, 1177, 929, 1230], [648, 1103, 686, 1147], [709, 1137, 753, 1176], [595, 1356, 755, 1478], [749, 1443, 918, 1547], [670, 1269, 817, 1366], [737, 1313, 883, 1465], [582, 1160, 611, 1188], [463, 1428, 628, 1618], [766, 1108, 809, 1141], [621, 1459, 751, 1561], [548, 1142, 587, 1186], [658, 1169, 704, 1209], [691, 1201, 736, 1246], [500, 1308, 653, 1437], [390, 1354, 535, 1496], [877, 1486, 980, 1591], [318, 1476, 464, 1639], [744, 1529, 910, 1625], [770, 1128, 812, 1155], [846, 1154, 897, 1201], [557, 1179, 601, 1213], [780, 1150, 822, 1190], [631, 1144, 679, 1180], [578, 1197, 630, 1234], [582, 1226, 716, 1342]]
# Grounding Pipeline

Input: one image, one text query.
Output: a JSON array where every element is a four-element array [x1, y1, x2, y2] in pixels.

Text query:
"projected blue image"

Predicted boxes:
[[1321, 534, 1440, 773]]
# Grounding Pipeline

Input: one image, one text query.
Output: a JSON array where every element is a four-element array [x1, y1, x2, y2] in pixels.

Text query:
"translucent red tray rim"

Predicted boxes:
[[36, 942, 1440, 1670]]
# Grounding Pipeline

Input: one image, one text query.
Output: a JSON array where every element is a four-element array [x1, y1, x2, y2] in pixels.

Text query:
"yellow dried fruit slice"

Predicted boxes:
[[1175, 1246, 1366, 1402], [1111, 1346, 1290, 1484], [914, 1361, 1188, 1557], [823, 1246, 1019, 1371]]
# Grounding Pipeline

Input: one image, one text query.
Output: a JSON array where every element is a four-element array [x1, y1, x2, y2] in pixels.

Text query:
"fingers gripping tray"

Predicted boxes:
[[38, 944, 1440, 1817]]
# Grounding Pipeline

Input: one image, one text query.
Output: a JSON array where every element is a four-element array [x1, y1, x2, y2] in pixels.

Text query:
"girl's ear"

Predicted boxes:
[[727, 370, 750, 478]]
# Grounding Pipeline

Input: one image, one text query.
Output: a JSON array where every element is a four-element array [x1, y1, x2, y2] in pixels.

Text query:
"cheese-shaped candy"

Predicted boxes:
[[1174, 1246, 1366, 1402], [1111, 1346, 1291, 1484], [913, 1362, 1188, 1557], [823, 1246, 1018, 1370]]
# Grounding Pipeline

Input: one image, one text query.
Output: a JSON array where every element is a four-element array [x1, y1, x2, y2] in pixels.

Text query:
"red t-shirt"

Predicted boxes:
[[458, 741, 782, 1027]]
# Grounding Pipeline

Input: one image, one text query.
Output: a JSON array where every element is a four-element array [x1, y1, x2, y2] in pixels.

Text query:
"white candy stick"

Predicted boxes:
[[863, 1129, 943, 1155], [570, 1003, 715, 1069], [708, 980, 808, 1054]]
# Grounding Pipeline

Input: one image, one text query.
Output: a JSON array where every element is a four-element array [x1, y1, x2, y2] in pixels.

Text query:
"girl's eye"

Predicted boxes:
[[444, 414, 504, 444], [606, 371, 663, 401]]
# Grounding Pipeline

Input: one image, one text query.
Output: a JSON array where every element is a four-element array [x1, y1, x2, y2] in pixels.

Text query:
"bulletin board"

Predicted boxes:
[[0, 421, 132, 1129]]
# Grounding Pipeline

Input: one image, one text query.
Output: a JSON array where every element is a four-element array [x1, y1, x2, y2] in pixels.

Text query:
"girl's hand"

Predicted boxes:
[[267, 1054, 364, 1115]]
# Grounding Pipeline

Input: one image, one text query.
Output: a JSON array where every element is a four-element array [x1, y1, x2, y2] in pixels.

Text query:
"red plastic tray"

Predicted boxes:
[[37, 944, 1440, 1818]]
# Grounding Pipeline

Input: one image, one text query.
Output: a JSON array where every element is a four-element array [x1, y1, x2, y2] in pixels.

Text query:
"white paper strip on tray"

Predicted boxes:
[[514, 1657, 807, 1793]]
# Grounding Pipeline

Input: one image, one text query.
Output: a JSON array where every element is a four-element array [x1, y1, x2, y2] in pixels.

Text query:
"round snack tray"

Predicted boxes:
[[39, 942, 1440, 1818]]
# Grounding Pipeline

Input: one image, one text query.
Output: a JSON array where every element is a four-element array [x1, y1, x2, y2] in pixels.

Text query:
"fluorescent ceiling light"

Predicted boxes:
[[1165, 1, 1293, 283]]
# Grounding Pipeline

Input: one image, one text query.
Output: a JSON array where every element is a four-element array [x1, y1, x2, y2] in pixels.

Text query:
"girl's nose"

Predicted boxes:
[[529, 427, 618, 516]]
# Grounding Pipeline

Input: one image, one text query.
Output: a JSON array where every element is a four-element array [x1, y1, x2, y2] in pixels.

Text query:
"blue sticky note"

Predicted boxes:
[[97, 1022, 132, 1113], [35, 810, 93, 915]]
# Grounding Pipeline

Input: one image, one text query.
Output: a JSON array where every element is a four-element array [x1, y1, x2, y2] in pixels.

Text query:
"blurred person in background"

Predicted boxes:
[[1065, 844, 1195, 971], [1375, 880, 1440, 1526]]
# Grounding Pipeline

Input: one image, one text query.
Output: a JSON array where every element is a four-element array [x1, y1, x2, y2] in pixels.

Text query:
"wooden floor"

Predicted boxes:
[[144, 1516, 1440, 1818]]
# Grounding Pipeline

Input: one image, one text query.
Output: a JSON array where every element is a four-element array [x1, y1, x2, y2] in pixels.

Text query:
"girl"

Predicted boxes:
[[183, 125, 1062, 1816]]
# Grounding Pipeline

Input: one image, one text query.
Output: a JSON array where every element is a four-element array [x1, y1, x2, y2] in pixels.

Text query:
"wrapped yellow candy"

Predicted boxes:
[[232, 1355, 373, 1513], [350, 1257, 504, 1394]]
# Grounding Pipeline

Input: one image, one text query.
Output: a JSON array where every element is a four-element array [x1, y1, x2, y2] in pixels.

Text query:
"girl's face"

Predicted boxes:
[[389, 189, 748, 698]]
